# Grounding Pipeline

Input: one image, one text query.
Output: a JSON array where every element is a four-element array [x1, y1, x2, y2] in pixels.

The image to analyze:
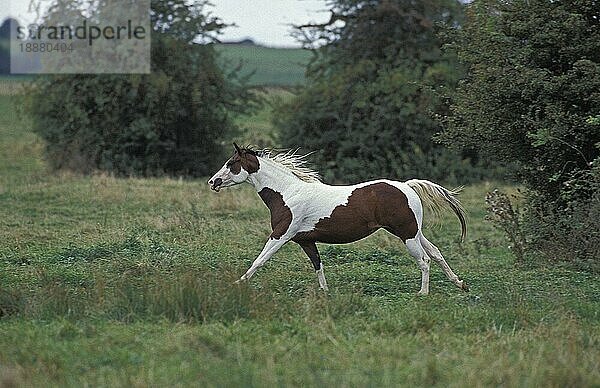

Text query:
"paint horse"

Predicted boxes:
[[208, 144, 469, 295]]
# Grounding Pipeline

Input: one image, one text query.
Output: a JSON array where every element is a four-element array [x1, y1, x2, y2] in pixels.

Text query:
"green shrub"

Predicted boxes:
[[275, 0, 495, 184], [25, 0, 255, 177], [440, 0, 600, 268], [485, 189, 527, 263], [524, 165, 600, 271]]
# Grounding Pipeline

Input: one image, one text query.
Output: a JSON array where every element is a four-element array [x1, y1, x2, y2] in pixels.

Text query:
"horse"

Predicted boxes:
[[208, 143, 469, 295]]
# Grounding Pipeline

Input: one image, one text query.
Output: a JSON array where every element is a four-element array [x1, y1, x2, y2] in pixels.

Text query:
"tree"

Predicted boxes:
[[26, 0, 255, 177], [440, 0, 600, 267], [275, 0, 484, 183]]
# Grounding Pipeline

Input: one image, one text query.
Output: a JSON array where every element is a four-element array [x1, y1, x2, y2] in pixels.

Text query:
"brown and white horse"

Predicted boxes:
[[208, 144, 469, 295]]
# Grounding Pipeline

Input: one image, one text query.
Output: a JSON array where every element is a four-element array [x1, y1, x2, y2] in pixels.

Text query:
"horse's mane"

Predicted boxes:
[[246, 147, 322, 183]]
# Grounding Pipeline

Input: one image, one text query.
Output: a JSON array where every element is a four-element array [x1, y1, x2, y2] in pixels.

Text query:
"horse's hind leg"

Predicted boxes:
[[420, 234, 469, 291], [297, 241, 328, 291], [404, 235, 431, 295]]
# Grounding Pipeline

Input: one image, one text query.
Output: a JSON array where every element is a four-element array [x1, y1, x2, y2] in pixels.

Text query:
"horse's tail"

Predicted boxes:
[[406, 179, 467, 242]]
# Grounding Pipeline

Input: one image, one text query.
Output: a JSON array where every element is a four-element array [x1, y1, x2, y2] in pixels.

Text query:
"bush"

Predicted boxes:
[[25, 0, 255, 177], [275, 0, 495, 184], [524, 165, 600, 271], [485, 189, 527, 263], [440, 0, 600, 268]]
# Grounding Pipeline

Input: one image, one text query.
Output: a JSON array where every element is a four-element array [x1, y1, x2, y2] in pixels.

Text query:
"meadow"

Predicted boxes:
[[0, 88, 599, 387], [217, 44, 311, 86]]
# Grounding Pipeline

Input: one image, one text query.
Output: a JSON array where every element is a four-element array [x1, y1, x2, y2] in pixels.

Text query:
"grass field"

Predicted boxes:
[[217, 44, 311, 86], [0, 89, 599, 387], [0, 44, 309, 87]]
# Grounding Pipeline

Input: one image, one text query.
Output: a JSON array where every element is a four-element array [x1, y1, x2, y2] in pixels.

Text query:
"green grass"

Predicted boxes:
[[0, 89, 599, 387], [217, 44, 311, 86]]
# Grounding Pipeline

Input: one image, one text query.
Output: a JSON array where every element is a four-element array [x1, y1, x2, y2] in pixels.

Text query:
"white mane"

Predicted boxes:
[[257, 149, 321, 183]]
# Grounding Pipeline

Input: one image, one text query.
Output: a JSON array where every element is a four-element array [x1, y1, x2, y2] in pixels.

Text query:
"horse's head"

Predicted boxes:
[[208, 143, 260, 192]]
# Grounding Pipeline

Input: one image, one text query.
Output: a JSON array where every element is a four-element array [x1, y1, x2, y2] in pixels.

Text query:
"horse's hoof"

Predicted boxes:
[[461, 280, 470, 292]]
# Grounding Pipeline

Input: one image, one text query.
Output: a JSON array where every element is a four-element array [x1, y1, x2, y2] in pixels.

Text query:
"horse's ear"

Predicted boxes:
[[233, 143, 242, 153]]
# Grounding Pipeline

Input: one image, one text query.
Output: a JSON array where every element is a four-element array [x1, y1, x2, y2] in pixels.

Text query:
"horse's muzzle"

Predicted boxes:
[[209, 177, 223, 192]]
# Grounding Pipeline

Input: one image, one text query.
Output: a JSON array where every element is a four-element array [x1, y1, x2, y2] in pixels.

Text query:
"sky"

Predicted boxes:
[[211, 0, 329, 47], [0, 0, 330, 47]]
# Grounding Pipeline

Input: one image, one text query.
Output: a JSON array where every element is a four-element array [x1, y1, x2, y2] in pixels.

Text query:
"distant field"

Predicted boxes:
[[0, 87, 599, 386], [217, 44, 311, 86], [233, 87, 295, 148], [0, 45, 309, 86], [1, 44, 310, 86]]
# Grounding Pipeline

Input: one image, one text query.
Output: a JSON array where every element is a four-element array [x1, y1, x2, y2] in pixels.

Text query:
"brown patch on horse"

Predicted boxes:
[[293, 182, 418, 244], [240, 151, 259, 173], [258, 187, 292, 239], [298, 241, 321, 270], [227, 149, 260, 175], [227, 153, 242, 174]]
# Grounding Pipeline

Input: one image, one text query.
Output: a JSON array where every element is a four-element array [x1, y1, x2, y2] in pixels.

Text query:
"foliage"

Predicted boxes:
[[485, 189, 526, 262], [440, 0, 600, 266], [523, 166, 600, 272], [25, 1, 255, 177], [275, 0, 493, 184]]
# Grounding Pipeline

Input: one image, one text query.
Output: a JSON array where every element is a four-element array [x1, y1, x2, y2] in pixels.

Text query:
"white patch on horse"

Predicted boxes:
[[316, 263, 328, 291], [251, 159, 421, 238]]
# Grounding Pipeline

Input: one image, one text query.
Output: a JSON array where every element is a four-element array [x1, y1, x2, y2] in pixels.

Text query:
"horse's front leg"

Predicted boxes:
[[238, 237, 289, 282]]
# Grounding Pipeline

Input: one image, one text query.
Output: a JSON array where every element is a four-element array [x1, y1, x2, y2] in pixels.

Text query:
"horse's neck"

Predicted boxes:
[[248, 158, 304, 194]]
